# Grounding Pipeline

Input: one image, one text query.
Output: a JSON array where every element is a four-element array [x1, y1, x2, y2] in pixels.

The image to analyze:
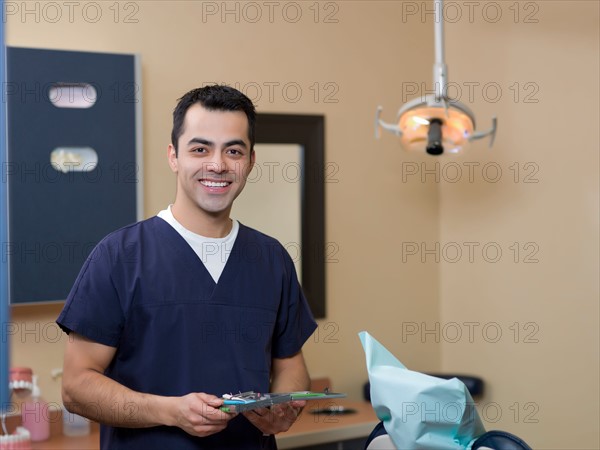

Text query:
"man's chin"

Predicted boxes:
[[196, 202, 233, 218]]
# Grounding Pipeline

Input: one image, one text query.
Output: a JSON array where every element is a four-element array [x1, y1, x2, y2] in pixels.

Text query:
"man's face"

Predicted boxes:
[[168, 103, 254, 218]]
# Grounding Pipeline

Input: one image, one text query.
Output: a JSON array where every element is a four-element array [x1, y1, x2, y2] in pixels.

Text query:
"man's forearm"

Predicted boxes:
[[270, 368, 310, 393], [270, 352, 311, 393], [63, 369, 174, 428]]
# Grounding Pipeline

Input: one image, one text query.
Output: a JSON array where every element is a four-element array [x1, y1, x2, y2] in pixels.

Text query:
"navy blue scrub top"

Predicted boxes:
[[57, 217, 317, 450]]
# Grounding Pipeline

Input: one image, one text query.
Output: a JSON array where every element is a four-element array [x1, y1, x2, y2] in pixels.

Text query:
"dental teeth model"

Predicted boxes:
[[0, 427, 33, 450], [8, 367, 33, 397]]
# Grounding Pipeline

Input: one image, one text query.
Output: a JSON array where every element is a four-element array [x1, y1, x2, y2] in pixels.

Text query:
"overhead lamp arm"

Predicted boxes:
[[433, 0, 447, 101]]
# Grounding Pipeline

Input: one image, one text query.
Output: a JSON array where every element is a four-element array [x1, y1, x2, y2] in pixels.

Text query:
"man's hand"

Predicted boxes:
[[171, 393, 237, 437], [243, 400, 306, 435]]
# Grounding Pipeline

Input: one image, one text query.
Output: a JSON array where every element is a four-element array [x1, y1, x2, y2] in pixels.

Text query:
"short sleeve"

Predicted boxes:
[[271, 250, 317, 358], [56, 237, 126, 347]]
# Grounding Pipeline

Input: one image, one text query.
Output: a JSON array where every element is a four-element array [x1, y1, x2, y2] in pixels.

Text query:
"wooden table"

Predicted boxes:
[[31, 431, 100, 450], [277, 399, 379, 449]]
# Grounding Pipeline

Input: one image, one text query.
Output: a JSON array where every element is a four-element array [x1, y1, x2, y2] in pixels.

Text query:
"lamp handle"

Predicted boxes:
[[470, 116, 497, 148], [375, 106, 403, 138]]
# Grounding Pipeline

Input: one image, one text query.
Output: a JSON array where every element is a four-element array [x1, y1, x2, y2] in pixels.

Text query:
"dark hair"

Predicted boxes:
[[171, 85, 256, 155]]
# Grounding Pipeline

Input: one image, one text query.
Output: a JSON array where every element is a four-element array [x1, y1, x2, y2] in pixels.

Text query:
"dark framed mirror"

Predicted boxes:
[[253, 114, 325, 318]]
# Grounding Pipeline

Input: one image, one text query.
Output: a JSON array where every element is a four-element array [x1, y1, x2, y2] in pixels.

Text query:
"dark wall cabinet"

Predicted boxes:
[[6, 47, 141, 304]]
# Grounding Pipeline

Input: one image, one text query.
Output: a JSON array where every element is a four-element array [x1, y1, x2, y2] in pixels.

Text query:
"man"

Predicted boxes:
[[57, 85, 317, 449]]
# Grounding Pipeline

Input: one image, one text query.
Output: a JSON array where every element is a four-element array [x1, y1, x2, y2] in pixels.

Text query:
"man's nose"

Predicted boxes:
[[205, 153, 227, 173]]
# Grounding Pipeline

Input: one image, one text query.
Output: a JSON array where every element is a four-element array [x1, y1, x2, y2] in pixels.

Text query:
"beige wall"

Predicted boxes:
[[439, 1, 599, 448], [6, 1, 598, 449]]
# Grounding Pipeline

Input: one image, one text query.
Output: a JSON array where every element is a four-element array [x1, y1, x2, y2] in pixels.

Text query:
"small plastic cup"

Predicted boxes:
[[62, 409, 91, 437]]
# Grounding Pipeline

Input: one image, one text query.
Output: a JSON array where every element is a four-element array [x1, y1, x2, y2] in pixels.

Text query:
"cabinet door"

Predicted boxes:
[[7, 47, 141, 304]]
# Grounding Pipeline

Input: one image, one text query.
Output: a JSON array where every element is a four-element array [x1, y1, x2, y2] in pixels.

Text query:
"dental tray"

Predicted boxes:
[[220, 389, 346, 413]]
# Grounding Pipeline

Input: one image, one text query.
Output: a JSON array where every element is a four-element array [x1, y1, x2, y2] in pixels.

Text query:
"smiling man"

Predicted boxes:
[[57, 85, 317, 450]]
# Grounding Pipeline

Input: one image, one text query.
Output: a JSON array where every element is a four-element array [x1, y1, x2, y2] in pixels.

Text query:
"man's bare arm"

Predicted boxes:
[[62, 333, 235, 436], [270, 350, 311, 393]]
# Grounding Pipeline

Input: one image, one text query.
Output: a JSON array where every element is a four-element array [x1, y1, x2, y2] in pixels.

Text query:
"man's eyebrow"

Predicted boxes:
[[224, 139, 248, 149], [186, 138, 247, 149], [187, 137, 213, 147]]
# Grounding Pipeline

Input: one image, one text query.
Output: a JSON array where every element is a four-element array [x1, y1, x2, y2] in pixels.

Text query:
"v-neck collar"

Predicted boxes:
[[152, 216, 244, 297]]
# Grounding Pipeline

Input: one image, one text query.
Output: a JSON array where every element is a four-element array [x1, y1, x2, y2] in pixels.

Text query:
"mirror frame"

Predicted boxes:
[[255, 113, 325, 318]]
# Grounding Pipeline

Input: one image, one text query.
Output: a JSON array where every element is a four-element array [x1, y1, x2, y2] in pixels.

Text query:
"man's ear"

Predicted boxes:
[[167, 144, 178, 173]]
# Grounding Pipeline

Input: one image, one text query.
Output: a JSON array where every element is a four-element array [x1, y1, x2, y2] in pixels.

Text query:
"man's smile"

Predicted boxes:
[[199, 179, 232, 188]]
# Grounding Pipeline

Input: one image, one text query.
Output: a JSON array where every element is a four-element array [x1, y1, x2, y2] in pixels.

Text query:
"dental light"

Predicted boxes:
[[376, 0, 497, 155]]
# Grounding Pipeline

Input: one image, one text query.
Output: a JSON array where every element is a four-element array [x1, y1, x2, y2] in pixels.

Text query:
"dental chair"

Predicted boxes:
[[365, 424, 533, 450], [363, 376, 533, 450]]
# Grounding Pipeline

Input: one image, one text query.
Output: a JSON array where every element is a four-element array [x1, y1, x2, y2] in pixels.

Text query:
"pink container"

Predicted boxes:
[[20, 376, 50, 442]]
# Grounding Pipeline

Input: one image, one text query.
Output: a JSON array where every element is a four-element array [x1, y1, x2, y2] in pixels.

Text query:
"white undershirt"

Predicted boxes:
[[157, 205, 239, 283]]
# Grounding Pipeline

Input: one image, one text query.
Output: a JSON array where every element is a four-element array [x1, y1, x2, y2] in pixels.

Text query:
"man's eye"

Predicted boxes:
[[192, 148, 207, 153], [227, 149, 243, 155]]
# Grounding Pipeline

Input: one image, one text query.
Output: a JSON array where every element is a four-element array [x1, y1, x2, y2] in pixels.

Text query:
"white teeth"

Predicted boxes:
[[201, 180, 229, 188], [9, 380, 33, 391]]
